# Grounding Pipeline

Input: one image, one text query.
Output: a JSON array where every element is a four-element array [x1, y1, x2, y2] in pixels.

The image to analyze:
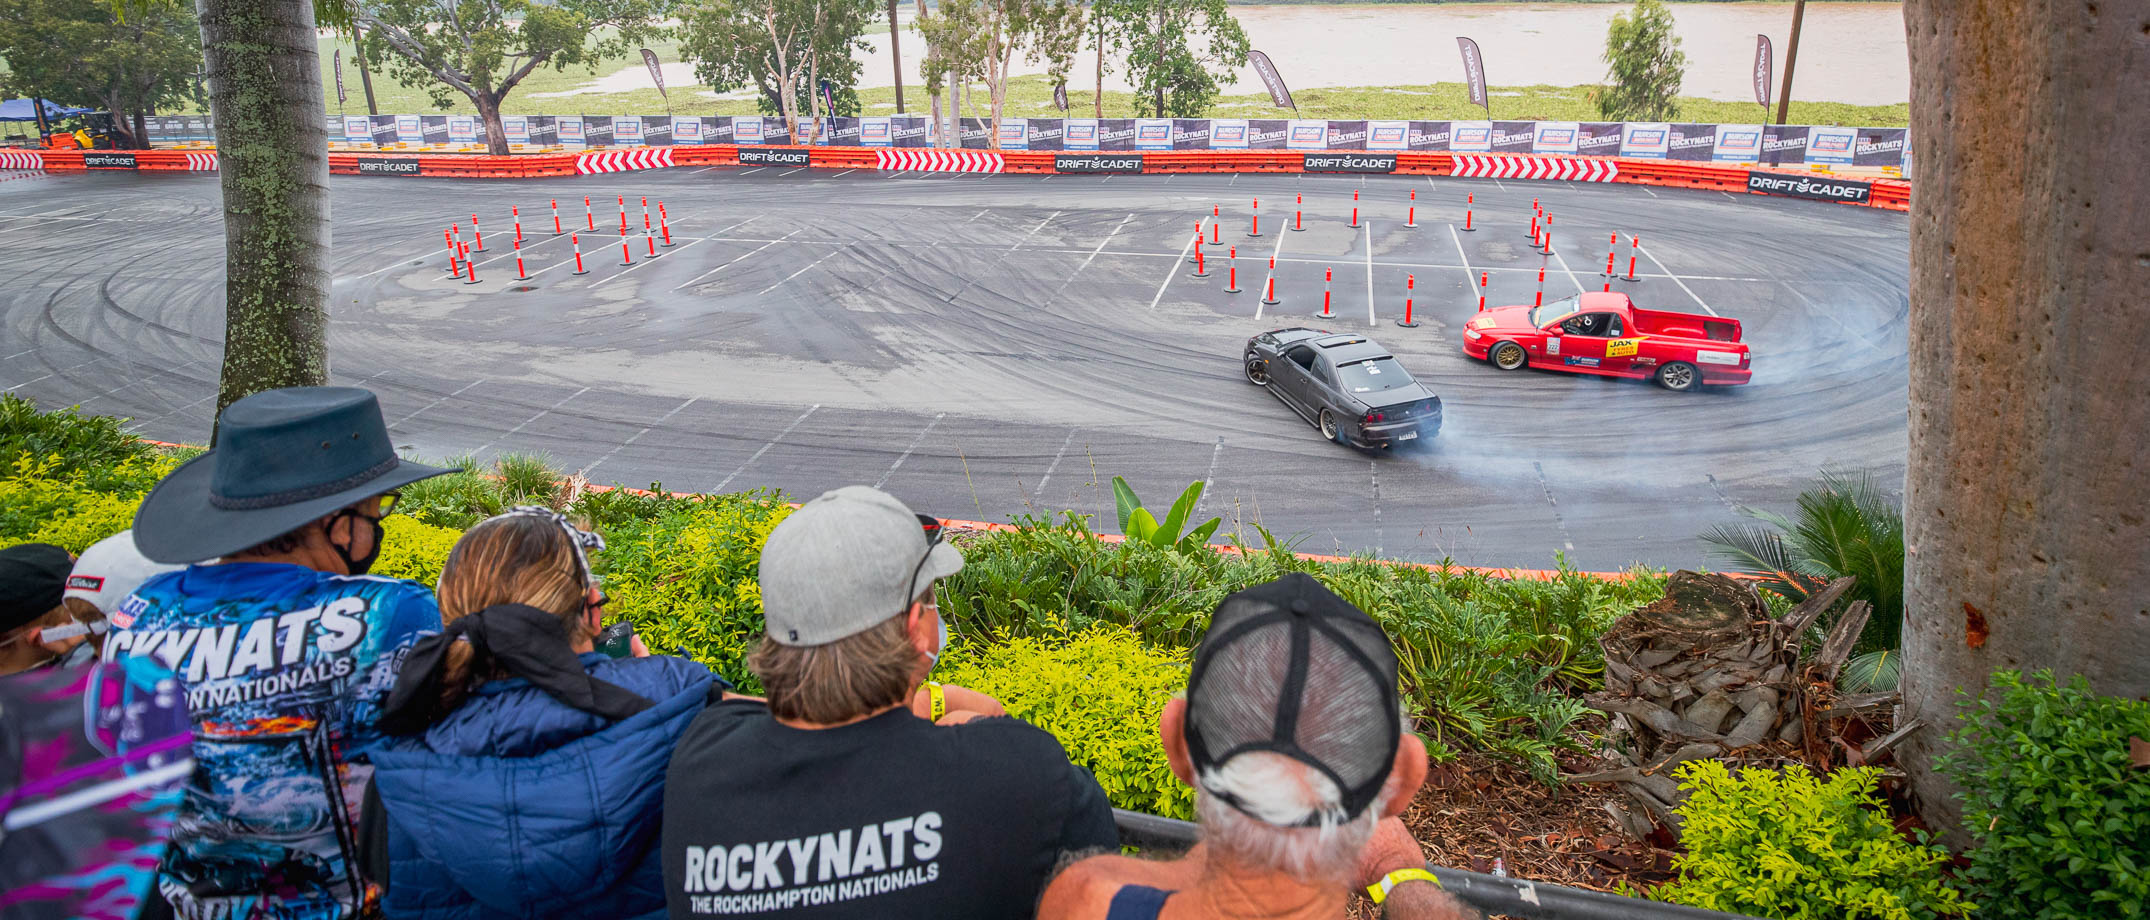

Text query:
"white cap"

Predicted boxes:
[[64, 530, 184, 615]]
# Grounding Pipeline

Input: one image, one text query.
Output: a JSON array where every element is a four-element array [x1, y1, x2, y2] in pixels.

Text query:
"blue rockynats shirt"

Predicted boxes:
[[110, 562, 442, 920]]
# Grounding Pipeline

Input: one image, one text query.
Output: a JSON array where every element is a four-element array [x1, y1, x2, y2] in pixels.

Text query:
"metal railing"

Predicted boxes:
[[1111, 809, 1766, 920]]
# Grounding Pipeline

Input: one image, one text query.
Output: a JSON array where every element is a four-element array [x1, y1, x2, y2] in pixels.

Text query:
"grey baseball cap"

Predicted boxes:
[[759, 486, 963, 646]]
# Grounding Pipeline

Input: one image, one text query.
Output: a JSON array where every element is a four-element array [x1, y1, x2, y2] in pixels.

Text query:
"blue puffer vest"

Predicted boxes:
[[369, 653, 713, 920]]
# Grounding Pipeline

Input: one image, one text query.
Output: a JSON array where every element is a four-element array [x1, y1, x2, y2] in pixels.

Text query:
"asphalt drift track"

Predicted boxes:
[[0, 165, 1908, 570]]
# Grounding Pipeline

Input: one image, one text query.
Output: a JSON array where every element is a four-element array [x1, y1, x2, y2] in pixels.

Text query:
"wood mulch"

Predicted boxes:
[[1400, 752, 1678, 895]]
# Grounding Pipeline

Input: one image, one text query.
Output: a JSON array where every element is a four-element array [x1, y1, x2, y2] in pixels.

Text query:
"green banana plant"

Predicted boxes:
[[1111, 476, 1223, 554]]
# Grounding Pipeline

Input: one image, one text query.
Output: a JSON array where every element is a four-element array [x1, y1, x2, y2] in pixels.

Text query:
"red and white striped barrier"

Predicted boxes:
[[1450, 154, 1619, 183], [184, 152, 218, 171], [875, 149, 1005, 173], [0, 150, 43, 170], [575, 147, 676, 175]]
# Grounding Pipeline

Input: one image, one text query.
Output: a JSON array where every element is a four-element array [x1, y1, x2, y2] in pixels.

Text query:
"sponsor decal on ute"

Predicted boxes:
[[1564, 356, 1601, 368]]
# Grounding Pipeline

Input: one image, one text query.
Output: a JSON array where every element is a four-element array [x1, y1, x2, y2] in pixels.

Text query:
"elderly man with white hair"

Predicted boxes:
[[1038, 573, 1475, 920]]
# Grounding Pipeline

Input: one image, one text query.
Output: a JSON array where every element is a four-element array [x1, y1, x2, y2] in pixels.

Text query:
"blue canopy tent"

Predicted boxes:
[[0, 98, 93, 122]]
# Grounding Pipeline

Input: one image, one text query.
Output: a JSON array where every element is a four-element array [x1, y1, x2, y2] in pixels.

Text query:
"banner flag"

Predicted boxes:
[[1247, 51, 1297, 113], [1753, 35, 1773, 108], [1457, 38, 1489, 115], [641, 49, 667, 98], [334, 51, 347, 105], [1053, 82, 1069, 112]]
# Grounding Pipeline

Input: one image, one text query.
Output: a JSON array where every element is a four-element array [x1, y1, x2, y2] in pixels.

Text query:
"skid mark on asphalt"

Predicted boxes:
[[585, 396, 699, 477], [1370, 459, 1383, 557], [1706, 473, 1741, 512], [876, 413, 946, 490], [714, 404, 819, 492], [1028, 427, 1078, 503], [478, 386, 590, 455], [1533, 460, 1576, 553], [390, 379, 488, 430]]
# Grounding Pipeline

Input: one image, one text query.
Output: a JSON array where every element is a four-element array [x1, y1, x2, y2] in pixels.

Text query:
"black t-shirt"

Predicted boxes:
[[662, 699, 1119, 919]]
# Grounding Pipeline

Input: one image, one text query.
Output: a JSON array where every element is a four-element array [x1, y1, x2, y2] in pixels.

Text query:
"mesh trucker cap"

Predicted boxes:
[[758, 486, 963, 646], [1185, 572, 1403, 825]]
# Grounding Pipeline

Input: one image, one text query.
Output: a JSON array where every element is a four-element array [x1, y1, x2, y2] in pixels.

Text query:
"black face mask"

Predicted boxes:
[[328, 509, 385, 575]]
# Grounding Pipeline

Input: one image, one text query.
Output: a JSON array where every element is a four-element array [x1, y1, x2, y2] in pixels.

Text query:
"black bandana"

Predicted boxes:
[[381, 603, 654, 735]]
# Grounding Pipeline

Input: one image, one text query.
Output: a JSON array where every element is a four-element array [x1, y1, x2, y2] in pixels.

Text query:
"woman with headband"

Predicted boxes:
[[365, 507, 715, 920]]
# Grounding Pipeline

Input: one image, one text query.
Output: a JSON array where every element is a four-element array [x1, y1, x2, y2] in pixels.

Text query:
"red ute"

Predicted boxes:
[[1460, 292, 1750, 391]]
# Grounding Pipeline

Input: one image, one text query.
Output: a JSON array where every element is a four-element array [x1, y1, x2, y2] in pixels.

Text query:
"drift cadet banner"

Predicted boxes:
[[1747, 172, 1870, 202]]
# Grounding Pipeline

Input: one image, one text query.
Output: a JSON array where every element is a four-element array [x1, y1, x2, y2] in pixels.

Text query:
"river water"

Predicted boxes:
[[846, 2, 1909, 105]]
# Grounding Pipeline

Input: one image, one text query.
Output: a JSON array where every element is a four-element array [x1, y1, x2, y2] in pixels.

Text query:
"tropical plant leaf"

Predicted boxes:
[[1177, 517, 1222, 553], [1111, 475, 1142, 533], [1127, 507, 1159, 543], [1157, 480, 1203, 546], [1839, 648, 1901, 693], [1698, 521, 1817, 601]]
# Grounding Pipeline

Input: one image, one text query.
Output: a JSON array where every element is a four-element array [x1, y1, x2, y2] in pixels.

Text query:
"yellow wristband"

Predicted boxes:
[[1366, 868, 1441, 904], [927, 682, 945, 722]]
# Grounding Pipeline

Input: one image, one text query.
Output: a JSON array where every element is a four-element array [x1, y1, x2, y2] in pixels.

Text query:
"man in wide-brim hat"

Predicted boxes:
[[109, 386, 452, 920]]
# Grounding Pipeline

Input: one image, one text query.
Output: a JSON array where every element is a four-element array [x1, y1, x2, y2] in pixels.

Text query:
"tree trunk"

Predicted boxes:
[[476, 93, 509, 156], [887, 0, 905, 113], [132, 110, 150, 149], [1898, 0, 2150, 844], [196, 0, 330, 422], [1093, 16, 1103, 117]]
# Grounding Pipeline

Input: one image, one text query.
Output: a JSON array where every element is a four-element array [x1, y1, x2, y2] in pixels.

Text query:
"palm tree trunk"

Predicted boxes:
[[196, 0, 330, 422], [1897, 0, 2150, 845]]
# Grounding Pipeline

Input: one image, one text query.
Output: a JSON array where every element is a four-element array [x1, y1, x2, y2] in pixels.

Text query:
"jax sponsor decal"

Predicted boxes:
[[734, 116, 766, 144], [1210, 118, 1249, 149], [1286, 119, 1328, 150], [1804, 125, 1857, 164], [1302, 152, 1397, 173], [739, 148, 811, 167], [557, 116, 586, 146], [1407, 121, 1451, 150], [1134, 118, 1172, 150], [1620, 122, 1669, 158], [1366, 120, 1408, 151], [343, 115, 373, 143], [615, 115, 644, 145], [861, 116, 891, 146], [1063, 118, 1099, 150], [675, 117, 705, 144], [677, 812, 944, 915], [1056, 153, 1144, 173], [356, 158, 423, 176], [1712, 123, 1764, 163], [1451, 120, 1493, 152], [83, 152, 138, 169], [997, 119, 1029, 149], [1606, 338, 1644, 358], [1532, 121, 1580, 155], [503, 115, 529, 144], [1745, 172, 1871, 203], [394, 114, 423, 143], [447, 115, 478, 143]]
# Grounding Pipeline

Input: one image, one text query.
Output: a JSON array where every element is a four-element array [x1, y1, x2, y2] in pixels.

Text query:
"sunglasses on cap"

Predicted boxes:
[[901, 513, 945, 616]]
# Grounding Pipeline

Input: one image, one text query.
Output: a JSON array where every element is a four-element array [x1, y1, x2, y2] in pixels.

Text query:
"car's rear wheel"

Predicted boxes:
[[1245, 357, 1269, 386], [1657, 361, 1700, 392], [1491, 341, 1528, 370], [1318, 409, 1342, 444]]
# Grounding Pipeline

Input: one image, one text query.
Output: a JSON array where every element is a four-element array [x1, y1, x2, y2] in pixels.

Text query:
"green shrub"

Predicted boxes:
[[936, 627, 1195, 819], [0, 393, 154, 481], [595, 490, 792, 688], [1660, 760, 1971, 919], [1700, 471, 1905, 660], [942, 514, 1661, 780], [375, 516, 463, 587], [1940, 670, 2150, 920], [0, 453, 177, 551]]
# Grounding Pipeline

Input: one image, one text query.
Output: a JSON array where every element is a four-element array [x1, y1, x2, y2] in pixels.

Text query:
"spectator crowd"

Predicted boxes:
[[0, 387, 1475, 920]]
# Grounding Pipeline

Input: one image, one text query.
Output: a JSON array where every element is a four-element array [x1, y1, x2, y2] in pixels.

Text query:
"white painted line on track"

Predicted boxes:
[[1030, 427, 1077, 500], [739, 167, 767, 176], [1364, 220, 1376, 327], [1636, 185, 1659, 198], [1080, 213, 1135, 274], [713, 404, 819, 492], [134, 391, 216, 430], [4, 349, 35, 360], [1255, 216, 1289, 320], [1447, 223, 1476, 288], [3, 360, 97, 394], [1636, 242, 1719, 316], [827, 169, 857, 179], [875, 413, 945, 489], [778, 168, 805, 177], [390, 379, 487, 430], [1370, 459, 1382, 557], [477, 386, 589, 455], [1493, 178, 1507, 192], [1009, 210, 1062, 251], [1148, 217, 1206, 311], [589, 216, 756, 290], [757, 243, 851, 296], [583, 396, 699, 477], [690, 165, 732, 174], [1195, 437, 1224, 515], [1550, 248, 1587, 295], [672, 229, 803, 292]]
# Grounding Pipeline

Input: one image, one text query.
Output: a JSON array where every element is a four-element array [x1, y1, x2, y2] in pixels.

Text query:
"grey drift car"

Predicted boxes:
[[1242, 328, 1442, 447]]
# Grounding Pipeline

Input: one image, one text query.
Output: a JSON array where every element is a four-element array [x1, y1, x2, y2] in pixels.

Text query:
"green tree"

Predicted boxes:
[[1597, 0, 1684, 122], [914, 0, 1082, 147], [680, 0, 873, 143], [352, 0, 669, 156], [1095, 0, 1247, 118], [0, 0, 202, 148]]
